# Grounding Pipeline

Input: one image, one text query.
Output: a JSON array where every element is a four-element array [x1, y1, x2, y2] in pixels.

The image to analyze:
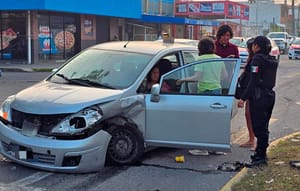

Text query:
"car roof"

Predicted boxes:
[[155, 38, 199, 46], [267, 32, 288, 34], [90, 41, 197, 55], [232, 36, 245, 39]]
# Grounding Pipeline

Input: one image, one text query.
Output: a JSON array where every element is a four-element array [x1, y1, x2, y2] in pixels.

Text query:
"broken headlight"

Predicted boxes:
[[50, 107, 103, 136]]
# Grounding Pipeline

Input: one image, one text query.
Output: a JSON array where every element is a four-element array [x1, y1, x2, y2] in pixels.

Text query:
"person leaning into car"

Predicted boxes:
[[237, 36, 278, 168], [176, 37, 227, 95]]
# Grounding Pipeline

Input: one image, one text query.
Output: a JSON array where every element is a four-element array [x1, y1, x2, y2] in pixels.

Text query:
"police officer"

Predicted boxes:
[[237, 36, 278, 167]]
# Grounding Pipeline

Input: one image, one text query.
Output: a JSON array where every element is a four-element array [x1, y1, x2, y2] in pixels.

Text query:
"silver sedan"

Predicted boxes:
[[0, 41, 241, 173]]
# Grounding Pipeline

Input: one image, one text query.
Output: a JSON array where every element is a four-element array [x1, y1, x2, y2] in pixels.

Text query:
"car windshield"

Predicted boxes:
[[293, 39, 300, 44], [230, 38, 244, 46], [237, 41, 247, 48], [49, 49, 152, 89], [268, 33, 285, 38]]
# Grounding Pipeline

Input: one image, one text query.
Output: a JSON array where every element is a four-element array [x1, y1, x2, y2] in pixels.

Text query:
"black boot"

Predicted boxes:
[[245, 155, 267, 168]]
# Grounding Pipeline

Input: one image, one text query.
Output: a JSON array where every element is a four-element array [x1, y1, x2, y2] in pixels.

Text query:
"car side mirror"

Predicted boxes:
[[150, 84, 160, 102]]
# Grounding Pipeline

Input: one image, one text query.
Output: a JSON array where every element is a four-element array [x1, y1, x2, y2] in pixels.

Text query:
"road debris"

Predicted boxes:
[[217, 161, 244, 172]]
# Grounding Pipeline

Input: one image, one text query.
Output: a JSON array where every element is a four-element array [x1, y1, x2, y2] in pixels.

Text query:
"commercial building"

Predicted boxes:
[[175, 0, 249, 37], [0, 0, 220, 64]]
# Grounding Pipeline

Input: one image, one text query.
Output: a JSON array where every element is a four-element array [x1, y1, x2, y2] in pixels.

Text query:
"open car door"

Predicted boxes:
[[144, 58, 241, 152]]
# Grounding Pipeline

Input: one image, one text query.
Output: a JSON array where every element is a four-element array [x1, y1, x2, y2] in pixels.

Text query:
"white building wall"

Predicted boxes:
[[242, 1, 281, 37]]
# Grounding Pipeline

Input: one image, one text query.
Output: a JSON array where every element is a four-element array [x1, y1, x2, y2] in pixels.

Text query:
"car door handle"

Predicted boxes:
[[210, 103, 227, 109]]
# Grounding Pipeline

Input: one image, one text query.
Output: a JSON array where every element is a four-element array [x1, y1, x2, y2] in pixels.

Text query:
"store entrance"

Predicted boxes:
[[37, 13, 80, 62]]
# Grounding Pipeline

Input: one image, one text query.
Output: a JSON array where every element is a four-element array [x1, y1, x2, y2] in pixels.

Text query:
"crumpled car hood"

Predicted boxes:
[[11, 81, 123, 114]]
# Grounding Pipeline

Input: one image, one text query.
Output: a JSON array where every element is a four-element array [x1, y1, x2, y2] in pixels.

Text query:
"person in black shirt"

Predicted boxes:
[[237, 36, 278, 167]]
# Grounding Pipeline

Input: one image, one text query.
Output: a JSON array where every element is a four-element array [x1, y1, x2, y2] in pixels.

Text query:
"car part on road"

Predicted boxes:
[[289, 160, 300, 169], [217, 161, 244, 172], [175, 155, 185, 163]]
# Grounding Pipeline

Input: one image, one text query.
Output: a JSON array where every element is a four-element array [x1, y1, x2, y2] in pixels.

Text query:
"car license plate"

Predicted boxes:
[[18, 151, 27, 160]]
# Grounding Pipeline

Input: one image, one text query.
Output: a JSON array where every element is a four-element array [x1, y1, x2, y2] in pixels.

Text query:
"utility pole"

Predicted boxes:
[[292, 0, 295, 36], [249, 0, 258, 35], [298, 4, 300, 36]]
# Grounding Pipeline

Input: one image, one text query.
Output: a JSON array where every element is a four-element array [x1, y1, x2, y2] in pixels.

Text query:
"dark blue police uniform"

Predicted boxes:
[[239, 41, 278, 167]]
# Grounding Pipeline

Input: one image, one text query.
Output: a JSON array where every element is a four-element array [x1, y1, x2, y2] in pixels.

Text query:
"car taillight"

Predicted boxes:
[[270, 49, 278, 56]]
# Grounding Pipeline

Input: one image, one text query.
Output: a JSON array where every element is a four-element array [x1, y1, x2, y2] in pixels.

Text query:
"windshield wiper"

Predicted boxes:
[[56, 74, 116, 89], [56, 73, 92, 87]]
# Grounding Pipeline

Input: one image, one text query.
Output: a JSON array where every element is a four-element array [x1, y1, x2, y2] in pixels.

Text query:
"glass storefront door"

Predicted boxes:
[[38, 13, 78, 61]]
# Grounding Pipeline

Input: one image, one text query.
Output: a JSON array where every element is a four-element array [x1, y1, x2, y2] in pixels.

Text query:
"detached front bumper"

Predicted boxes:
[[0, 121, 111, 173]]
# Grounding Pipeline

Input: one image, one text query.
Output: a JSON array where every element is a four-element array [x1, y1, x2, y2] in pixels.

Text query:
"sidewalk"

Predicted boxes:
[[0, 60, 63, 72]]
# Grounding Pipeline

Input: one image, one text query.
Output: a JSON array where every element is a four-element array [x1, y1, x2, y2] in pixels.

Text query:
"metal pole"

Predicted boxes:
[[256, 2, 258, 35], [292, 0, 295, 36], [296, 4, 300, 36], [27, 10, 32, 64]]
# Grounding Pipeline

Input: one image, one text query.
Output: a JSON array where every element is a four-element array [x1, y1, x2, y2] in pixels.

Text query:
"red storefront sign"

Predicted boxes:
[[175, 0, 249, 20]]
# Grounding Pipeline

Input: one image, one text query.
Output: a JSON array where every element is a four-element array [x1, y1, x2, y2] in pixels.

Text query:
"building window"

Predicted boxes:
[[0, 12, 27, 60], [38, 13, 77, 61]]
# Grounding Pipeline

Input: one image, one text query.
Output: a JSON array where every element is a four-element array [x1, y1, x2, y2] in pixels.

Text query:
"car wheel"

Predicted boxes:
[[289, 56, 292, 60], [106, 124, 144, 165]]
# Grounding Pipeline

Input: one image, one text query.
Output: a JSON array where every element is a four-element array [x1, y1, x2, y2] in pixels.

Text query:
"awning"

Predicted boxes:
[[141, 14, 219, 26]]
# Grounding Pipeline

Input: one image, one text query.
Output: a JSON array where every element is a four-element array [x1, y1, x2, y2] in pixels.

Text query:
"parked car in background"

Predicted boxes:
[[0, 40, 241, 173], [237, 37, 280, 68], [229, 37, 246, 47], [235, 40, 248, 67], [268, 37, 281, 62], [266, 32, 291, 54], [288, 37, 300, 60]]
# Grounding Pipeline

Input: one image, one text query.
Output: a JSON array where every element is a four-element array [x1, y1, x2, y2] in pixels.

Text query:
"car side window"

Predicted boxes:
[[182, 51, 198, 65], [160, 59, 238, 96], [139, 52, 182, 93]]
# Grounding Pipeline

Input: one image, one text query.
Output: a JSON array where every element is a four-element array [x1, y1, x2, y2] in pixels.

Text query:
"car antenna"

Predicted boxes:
[[124, 36, 132, 48], [123, 41, 130, 48]]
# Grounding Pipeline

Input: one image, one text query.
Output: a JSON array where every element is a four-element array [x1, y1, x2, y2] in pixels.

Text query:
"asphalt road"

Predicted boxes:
[[0, 55, 299, 191]]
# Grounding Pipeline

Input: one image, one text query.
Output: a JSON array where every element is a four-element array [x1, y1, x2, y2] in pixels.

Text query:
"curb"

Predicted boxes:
[[0, 67, 54, 72], [220, 131, 300, 191], [0, 68, 32, 72], [220, 167, 248, 191]]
